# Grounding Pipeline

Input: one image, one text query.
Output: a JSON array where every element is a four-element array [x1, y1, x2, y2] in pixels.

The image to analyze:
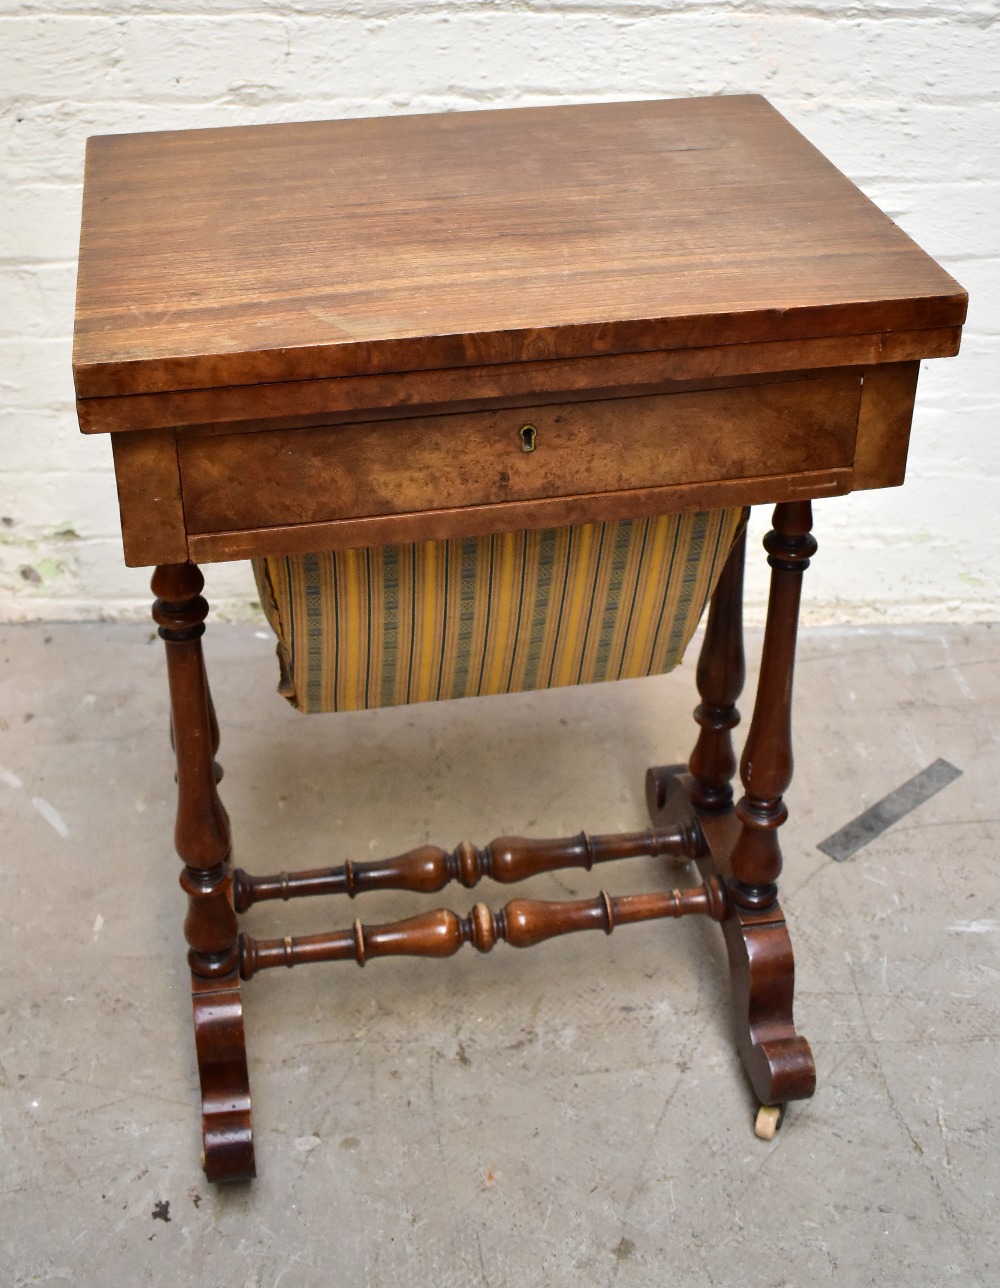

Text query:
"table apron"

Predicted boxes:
[[109, 363, 918, 567]]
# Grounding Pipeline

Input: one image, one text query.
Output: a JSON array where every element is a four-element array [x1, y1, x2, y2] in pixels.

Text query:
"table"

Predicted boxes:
[[73, 95, 965, 1181]]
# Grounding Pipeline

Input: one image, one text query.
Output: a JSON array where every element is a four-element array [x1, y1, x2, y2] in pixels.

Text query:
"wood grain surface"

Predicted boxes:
[[177, 376, 861, 535], [107, 359, 922, 567], [110, 430, 187, 566], [73, 96, 966, 400], [76, 327, 959, 437], [182, 468, 851, 566]]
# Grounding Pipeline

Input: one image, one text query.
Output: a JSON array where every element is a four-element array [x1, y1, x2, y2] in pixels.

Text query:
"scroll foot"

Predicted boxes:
[[722, 905, 816, 1109], [645, 764, 815, 1120], [192, 973, 255, 1183]]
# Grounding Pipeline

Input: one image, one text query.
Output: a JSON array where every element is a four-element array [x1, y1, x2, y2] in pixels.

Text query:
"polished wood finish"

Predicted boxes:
[[178, 377, 860, 536], [647, 501, 818, 1108], [239, 878, 727, 977], [729, 502, 816, 911], [185, 466, 850, 568], [111, 431, 186, 567], [96, 352, 928, 568], [852, 361, 921, 490], [233, 824, 701, 910], [152, 563, 254, 1182], [73, 96, 964, 400], [646, 773, 816, 1110], [76, 329, 957, 438], [75, 100, 963, 569], [73, 97, 965, 1179], [688, 525, 747, 812]]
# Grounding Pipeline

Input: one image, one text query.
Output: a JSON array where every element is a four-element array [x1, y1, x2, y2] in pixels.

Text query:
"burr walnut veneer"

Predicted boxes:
[[73, 95, 965, 1182]]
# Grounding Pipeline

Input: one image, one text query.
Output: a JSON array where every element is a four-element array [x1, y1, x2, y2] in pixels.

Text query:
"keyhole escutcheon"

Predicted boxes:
[[519, 424, 537, 453]]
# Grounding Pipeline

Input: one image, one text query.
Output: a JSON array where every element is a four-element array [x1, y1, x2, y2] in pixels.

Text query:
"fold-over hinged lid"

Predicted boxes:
[[73, 95, 966, 404]]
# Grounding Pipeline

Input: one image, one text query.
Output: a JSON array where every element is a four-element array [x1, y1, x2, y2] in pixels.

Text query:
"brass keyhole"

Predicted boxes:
[[519, 424, 537, 453]]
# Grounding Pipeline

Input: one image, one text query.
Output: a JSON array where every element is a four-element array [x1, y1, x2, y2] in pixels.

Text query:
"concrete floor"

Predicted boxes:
[[0, 620, 997, 1286]]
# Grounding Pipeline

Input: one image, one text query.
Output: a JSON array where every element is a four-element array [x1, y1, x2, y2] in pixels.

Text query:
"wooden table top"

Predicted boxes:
[[73, 95, 965, 403]]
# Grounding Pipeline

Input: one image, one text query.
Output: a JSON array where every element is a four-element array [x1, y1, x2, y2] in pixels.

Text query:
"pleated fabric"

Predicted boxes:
[[252, 509, 745, 713]]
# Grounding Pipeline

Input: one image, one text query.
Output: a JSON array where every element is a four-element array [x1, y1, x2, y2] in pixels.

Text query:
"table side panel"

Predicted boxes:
[[176, 377, 862, 537], [111, 430, 187, 566], [76, 328, 960, 437], [853, 361, 920, 491], [111, 363, 923, 567], [184, 469, 853, 565]]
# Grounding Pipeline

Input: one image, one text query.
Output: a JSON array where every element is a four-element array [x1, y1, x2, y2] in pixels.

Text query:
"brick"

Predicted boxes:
[[5, 2, 999, 18], [0, 181, 82, 261], [910, 403, 1000, 478], [0, 408, 96, 476], [0, 265, 77, 338], [913, 335, 1000, 414], [2, 16, 121, 102], [0, 338, 76, 410], [110, 15, 290, 102], [0, 467, 122, 539], [785, 100, 1000, 186]]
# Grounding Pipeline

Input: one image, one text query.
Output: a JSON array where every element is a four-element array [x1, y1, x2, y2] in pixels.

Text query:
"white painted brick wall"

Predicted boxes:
[[1, 1, 997, 623]]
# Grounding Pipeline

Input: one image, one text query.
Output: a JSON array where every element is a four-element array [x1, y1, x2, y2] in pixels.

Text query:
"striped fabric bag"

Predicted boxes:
[[253, 509, 746, 714]]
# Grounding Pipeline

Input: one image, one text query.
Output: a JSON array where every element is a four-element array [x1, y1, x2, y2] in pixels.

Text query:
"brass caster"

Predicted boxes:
[[754, 1104, 784, 1141]]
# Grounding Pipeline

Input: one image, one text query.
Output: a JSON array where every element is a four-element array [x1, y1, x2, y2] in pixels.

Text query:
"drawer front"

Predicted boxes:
[[178, 375, 862, 536]]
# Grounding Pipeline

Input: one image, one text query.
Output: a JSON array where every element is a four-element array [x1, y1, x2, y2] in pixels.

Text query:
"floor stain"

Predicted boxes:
[[613, 1237, 635, 1262]]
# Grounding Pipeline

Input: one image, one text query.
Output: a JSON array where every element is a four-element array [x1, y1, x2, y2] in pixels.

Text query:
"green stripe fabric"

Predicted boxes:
[[253, 510, 746, 714]]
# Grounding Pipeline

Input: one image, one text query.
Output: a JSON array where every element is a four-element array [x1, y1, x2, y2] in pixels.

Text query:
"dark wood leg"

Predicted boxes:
[[646, 522, 746, 820], [724, 501, 816, 1110], [729, 501, 815, 911], [647, 506, 816, 1125], [152, 562, 255, 1182], [689, 525, 746, 812]]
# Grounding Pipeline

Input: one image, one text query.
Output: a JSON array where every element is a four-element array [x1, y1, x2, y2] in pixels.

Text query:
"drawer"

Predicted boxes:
[[178, 375, 862, 536]]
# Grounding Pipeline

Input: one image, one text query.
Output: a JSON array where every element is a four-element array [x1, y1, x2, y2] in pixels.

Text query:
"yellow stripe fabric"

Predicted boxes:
[[252, 509, 745, 714]]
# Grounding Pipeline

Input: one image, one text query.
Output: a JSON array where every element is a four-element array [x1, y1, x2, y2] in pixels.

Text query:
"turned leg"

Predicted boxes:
[[645, 525, 746, 824], [728, 501, 815, 911], [723, 501, 816, 1112], [645, 506, 816, 1125], [152, 562, 255, 1182], [689, 525, 746, 812]]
